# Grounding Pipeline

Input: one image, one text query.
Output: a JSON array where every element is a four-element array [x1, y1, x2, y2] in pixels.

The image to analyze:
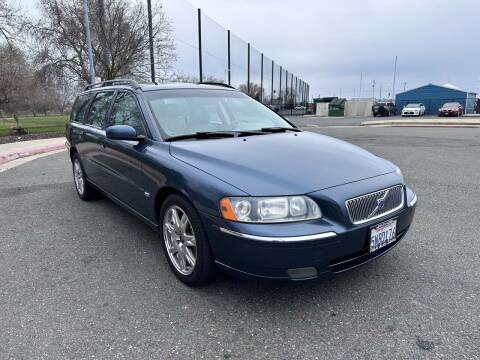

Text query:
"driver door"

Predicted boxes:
[[101, 91, 150, 216]]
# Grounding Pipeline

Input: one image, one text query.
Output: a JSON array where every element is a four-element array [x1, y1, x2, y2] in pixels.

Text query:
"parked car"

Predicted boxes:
[[294, 105, 306, 111], [401, 103, 426, 116], [268, 104, 280, 113], [438, 102, 463, 117], [66, 80, 417, 285], [372, 102, 397, 117]]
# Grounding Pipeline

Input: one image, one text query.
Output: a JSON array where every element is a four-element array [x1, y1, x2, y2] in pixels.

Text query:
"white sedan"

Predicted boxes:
[[402, 103, 426, 116]]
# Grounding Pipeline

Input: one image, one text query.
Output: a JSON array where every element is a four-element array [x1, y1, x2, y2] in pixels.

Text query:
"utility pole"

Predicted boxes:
[[147, 0, 156, 83], [83, 0, 95, 84], [392, 55, 398, 100], [380, 85, 382, 100], [403, 81, 407, 92], [359, 72, 363, 100], [372, 80, 376, 100]]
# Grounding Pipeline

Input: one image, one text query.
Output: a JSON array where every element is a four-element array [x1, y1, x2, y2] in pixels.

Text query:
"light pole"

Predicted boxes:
[[359, 72, 363, 100], [392, 56, 398, 100], [147, 0, 156, 83], [83, 0, 95, 84]]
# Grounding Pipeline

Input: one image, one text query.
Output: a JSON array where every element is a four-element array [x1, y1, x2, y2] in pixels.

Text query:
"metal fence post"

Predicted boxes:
[[197, 8, 203, 82], [293, 76, 298, 107], [227, 30, 231, 85], [260, 53, 264, 102], [290, 74, 294, 115], [271, 60, 274, 105], [284, 70, 288, 108], [247, 43, 250, 94], [279, 66, 282, 108]]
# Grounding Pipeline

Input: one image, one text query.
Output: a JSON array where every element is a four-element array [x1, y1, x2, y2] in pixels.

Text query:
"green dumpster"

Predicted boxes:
[[328, 98, 346, 117]]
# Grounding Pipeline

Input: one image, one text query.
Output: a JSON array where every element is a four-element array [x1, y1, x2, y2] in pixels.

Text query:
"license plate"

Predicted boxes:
[[370, 218, 397, 253]]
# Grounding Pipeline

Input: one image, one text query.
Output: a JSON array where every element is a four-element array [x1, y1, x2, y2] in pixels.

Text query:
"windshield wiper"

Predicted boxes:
[[165, 130, 265, 142], [260, 127, 302, 133]]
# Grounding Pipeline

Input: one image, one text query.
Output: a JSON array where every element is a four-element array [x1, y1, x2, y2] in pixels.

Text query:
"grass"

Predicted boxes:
[[0, 115, 69, 136]]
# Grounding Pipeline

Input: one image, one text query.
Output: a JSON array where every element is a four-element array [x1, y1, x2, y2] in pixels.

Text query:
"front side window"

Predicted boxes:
[[109, 91, 146, 135], [70, 94, 92, 124], [86, 91, 114, 128], [145, 89, 292, 138]]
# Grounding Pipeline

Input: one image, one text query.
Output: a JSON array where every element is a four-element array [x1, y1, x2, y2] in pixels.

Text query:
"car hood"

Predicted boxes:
[[403, 107, 420, 111], [169, 132, 397, 196]]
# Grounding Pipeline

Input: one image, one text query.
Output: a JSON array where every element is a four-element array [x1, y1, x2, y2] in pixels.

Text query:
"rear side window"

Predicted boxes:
[[70, 94, 92, 124], [86, 92, 114, 128], [109, 92, 146, 135]]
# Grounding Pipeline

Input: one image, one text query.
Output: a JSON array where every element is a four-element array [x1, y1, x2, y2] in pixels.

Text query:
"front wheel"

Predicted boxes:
[[160, 194, 216, 285]]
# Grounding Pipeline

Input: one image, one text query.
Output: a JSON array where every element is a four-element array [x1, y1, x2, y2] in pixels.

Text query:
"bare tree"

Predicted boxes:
[[239, 83, 262, 101], [34, 0, 176, 84], [0, 44, 30, 114], [0, 0, 22, 44]]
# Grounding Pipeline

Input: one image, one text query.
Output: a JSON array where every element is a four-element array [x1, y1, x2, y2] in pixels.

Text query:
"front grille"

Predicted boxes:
[[346, 185, 404, 224]]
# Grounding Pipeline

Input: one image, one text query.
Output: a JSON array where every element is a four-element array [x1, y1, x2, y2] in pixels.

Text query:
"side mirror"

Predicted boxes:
[[106, 125, 145, 142]]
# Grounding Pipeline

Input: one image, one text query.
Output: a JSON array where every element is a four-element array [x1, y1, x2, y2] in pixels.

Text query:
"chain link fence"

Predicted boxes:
[[156, 0, 310, 115]]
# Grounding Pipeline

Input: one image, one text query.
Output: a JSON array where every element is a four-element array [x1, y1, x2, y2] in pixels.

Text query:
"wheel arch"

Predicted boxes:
[[69, 147, 78, 162], [154, 186, 192, 223]]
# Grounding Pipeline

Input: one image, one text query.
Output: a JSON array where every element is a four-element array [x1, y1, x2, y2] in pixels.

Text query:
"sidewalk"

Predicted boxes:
[[361, 117, 480, 127], [0, 137, 66, 169]]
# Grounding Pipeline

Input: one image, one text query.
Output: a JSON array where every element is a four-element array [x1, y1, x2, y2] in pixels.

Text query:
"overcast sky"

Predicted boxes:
[[21, 0, 479, 99]]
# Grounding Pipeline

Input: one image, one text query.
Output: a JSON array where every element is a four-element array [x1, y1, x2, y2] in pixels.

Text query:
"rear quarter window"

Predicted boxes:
[[70, 94, 92, 124]]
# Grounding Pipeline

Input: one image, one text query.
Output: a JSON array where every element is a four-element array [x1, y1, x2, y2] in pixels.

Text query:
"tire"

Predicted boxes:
[[159, 194, 216, 286], [72, 153, 99, 201]]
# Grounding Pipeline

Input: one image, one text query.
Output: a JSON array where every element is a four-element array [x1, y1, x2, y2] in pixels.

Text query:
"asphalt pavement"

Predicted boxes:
[[1, 127, 479, 359]]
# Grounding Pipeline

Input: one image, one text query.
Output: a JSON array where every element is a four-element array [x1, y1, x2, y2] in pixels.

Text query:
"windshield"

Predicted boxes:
[[405, 104, 420, 108], [443, 102, 459, 108], [145, 89, 292, 138]]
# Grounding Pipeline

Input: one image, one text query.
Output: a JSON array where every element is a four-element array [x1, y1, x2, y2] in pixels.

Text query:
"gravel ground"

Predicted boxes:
[[0, 127, 479, 359]]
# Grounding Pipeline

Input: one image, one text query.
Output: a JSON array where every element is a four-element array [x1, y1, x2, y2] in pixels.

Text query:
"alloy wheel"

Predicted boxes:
[[163, 205, 197, 275], [73, 159, 85, 195]]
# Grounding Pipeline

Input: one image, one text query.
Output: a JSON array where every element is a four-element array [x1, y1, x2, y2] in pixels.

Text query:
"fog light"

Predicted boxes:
[[287, 267, 318, 279]]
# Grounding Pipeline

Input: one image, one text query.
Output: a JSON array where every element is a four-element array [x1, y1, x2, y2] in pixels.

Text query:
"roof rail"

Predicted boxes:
[[197, 81, 235, 89], [84, 79, 141, 91]]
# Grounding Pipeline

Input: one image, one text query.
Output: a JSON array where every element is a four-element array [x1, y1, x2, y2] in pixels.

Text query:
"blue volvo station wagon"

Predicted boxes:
[[66, 80, 417, 285]]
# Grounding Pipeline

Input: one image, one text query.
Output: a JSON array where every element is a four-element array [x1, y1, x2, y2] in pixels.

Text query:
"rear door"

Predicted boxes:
[[81, 91, 115, 187], [67, 93, 93, 158], [100, 91, 150, 216]]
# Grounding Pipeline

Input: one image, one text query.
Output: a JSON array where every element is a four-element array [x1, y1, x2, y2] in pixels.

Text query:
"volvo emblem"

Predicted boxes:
[[376, 198, 386, 210]]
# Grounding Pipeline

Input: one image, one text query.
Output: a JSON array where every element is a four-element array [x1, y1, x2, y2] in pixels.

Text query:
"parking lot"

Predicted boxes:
[[1, 126, 479, 359]]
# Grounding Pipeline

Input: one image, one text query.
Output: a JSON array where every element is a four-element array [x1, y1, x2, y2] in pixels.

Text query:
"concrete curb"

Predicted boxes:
[[361, 119, 480, 127], [0, 142, 66, 165]]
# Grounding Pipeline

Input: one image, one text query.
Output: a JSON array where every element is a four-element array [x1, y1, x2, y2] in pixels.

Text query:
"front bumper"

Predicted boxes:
[[438, 110, 459, 116], [402, 111, 420, 116], [201, 180, 417, 281]]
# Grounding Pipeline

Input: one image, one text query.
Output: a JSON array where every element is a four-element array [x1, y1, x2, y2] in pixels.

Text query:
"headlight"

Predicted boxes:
[[219, 196, 322, 223]]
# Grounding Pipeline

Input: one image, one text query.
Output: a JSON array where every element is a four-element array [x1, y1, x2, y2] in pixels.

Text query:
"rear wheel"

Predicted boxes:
[[72, 154, 98, 201], [160, 194, 215, 285]]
